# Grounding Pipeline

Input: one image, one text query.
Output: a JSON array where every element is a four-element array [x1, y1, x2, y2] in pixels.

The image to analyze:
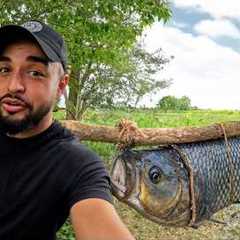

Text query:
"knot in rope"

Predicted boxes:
[[117, 119, 146, 149]]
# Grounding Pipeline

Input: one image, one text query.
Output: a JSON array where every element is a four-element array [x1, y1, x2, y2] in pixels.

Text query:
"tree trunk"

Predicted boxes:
[[60, 120, 240, 146]]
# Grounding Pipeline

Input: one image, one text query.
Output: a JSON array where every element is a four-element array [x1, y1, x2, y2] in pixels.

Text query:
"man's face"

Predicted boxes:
[[0, 40, 65, 135]]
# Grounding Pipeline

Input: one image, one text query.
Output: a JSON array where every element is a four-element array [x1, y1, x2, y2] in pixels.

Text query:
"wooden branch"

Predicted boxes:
[[60, 120, 240, 146]]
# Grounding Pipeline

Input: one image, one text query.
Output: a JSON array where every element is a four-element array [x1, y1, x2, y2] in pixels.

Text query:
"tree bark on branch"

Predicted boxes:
[[60, 120, 240, 146]]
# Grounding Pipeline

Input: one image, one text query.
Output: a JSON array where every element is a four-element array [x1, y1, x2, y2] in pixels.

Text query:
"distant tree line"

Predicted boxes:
[[157, 95, 196, 111]]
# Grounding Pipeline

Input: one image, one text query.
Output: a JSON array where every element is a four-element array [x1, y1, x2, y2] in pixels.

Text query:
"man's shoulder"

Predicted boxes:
[[54, 133, 102, 167], [46, 121, 104, 170], [49, 121, 95, 159], [59, 137, 97, 158]]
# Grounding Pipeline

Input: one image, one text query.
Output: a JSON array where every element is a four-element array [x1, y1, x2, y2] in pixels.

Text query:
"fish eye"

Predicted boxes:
[[149, 166, 162, 184]]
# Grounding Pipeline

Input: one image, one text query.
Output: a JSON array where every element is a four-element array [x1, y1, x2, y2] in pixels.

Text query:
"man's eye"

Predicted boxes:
[[29, 71, 45, 77], [0, 67, 9, 73]]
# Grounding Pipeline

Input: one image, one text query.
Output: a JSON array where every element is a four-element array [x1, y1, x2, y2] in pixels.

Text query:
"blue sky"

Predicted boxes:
[[140, 0, 240, 109]]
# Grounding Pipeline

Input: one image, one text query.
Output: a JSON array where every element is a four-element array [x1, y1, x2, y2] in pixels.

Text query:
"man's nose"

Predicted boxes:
[[7, 72, 25, 93]]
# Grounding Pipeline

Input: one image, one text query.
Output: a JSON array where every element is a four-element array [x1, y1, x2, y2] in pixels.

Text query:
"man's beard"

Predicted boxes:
[[0, 99, 53, 135]]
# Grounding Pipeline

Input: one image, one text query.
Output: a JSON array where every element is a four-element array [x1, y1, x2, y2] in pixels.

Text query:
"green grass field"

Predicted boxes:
[[56, 108, 240, 240]]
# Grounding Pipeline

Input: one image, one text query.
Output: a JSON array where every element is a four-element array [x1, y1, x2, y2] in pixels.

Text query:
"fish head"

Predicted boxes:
[[111, 148, 191, 226]]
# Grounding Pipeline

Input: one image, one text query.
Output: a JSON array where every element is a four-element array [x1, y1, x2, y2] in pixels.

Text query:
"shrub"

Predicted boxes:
[[157, 95, 192, 111]]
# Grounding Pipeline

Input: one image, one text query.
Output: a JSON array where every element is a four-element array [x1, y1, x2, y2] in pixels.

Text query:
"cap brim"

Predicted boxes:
[[0, 25, 60, 63]]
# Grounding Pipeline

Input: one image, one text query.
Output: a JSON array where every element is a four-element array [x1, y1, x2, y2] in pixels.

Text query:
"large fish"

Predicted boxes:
[[110, 137, 240, 227]]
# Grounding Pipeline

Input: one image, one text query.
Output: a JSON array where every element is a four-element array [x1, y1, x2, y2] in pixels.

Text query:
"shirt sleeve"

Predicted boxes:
[[65, 145, 113, 210]]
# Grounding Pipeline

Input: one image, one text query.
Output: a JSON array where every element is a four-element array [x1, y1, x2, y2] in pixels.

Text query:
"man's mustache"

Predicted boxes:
[[0, 93, 32, 109]]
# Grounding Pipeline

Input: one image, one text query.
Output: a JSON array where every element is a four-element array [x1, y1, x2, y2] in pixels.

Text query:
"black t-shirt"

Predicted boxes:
[[0, 121, 112, 240]]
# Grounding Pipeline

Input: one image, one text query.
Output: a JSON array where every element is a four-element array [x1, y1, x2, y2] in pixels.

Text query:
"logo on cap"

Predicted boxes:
[[22, 21, 43, 33]]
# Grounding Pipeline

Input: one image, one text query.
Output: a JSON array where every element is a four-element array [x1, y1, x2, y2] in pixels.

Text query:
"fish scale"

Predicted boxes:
[[178, 137, 240, 222]]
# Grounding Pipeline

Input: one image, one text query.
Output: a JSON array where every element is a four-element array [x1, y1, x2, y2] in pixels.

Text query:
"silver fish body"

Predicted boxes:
[[110, 137, 240, 227]]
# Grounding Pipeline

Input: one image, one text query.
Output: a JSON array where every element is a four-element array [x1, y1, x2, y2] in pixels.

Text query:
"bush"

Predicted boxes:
[[157, 95, 192, 111]]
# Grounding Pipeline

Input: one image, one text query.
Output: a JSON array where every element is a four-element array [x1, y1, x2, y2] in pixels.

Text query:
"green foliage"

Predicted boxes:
[[0, 0, 171, 120], [157, 95, 192, 111], [113, 42, 173, 107], [56, 219, 75, 240], [89, 42, 173, 109]]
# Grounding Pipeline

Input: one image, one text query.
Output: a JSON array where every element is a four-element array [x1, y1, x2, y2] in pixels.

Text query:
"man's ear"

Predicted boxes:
[[57, 74, 69, 98]]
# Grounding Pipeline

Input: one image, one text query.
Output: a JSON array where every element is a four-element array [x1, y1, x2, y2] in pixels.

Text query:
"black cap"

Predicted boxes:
[[0, 20, 67, 71]]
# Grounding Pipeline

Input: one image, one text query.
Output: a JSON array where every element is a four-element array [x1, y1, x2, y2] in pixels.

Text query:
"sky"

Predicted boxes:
[[139, 0, 240, 110]]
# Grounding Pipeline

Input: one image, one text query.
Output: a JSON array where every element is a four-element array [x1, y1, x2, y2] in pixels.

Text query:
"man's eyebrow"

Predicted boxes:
[[0, 56, 11, 62], [27, 56, 50, 66], [0, 55, 50, 66]]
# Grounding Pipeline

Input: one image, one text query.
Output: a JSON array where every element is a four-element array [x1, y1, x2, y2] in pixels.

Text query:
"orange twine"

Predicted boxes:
[[116, 119, 146, 149]]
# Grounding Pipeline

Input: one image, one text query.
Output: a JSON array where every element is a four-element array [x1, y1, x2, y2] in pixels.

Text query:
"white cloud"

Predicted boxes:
[[140, 22, 240, 109], [194, 19, 240, 39], [172, 0, 240, 19], [172, 20, 188, 29]]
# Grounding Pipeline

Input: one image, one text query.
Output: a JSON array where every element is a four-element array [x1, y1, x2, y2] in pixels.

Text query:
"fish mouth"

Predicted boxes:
[[110, 152, 136, 199]]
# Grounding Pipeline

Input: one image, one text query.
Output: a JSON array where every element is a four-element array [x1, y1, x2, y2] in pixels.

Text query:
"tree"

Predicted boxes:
[[177, 96, 191, 110], [157, 95, 192, 111], [114, 40, 173, 107], [68, 40, 173, 115], [0, 0, 171, 119]]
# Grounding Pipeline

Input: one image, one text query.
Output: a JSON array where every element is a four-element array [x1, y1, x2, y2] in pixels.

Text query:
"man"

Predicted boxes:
[[0, 20, 135, 240]]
